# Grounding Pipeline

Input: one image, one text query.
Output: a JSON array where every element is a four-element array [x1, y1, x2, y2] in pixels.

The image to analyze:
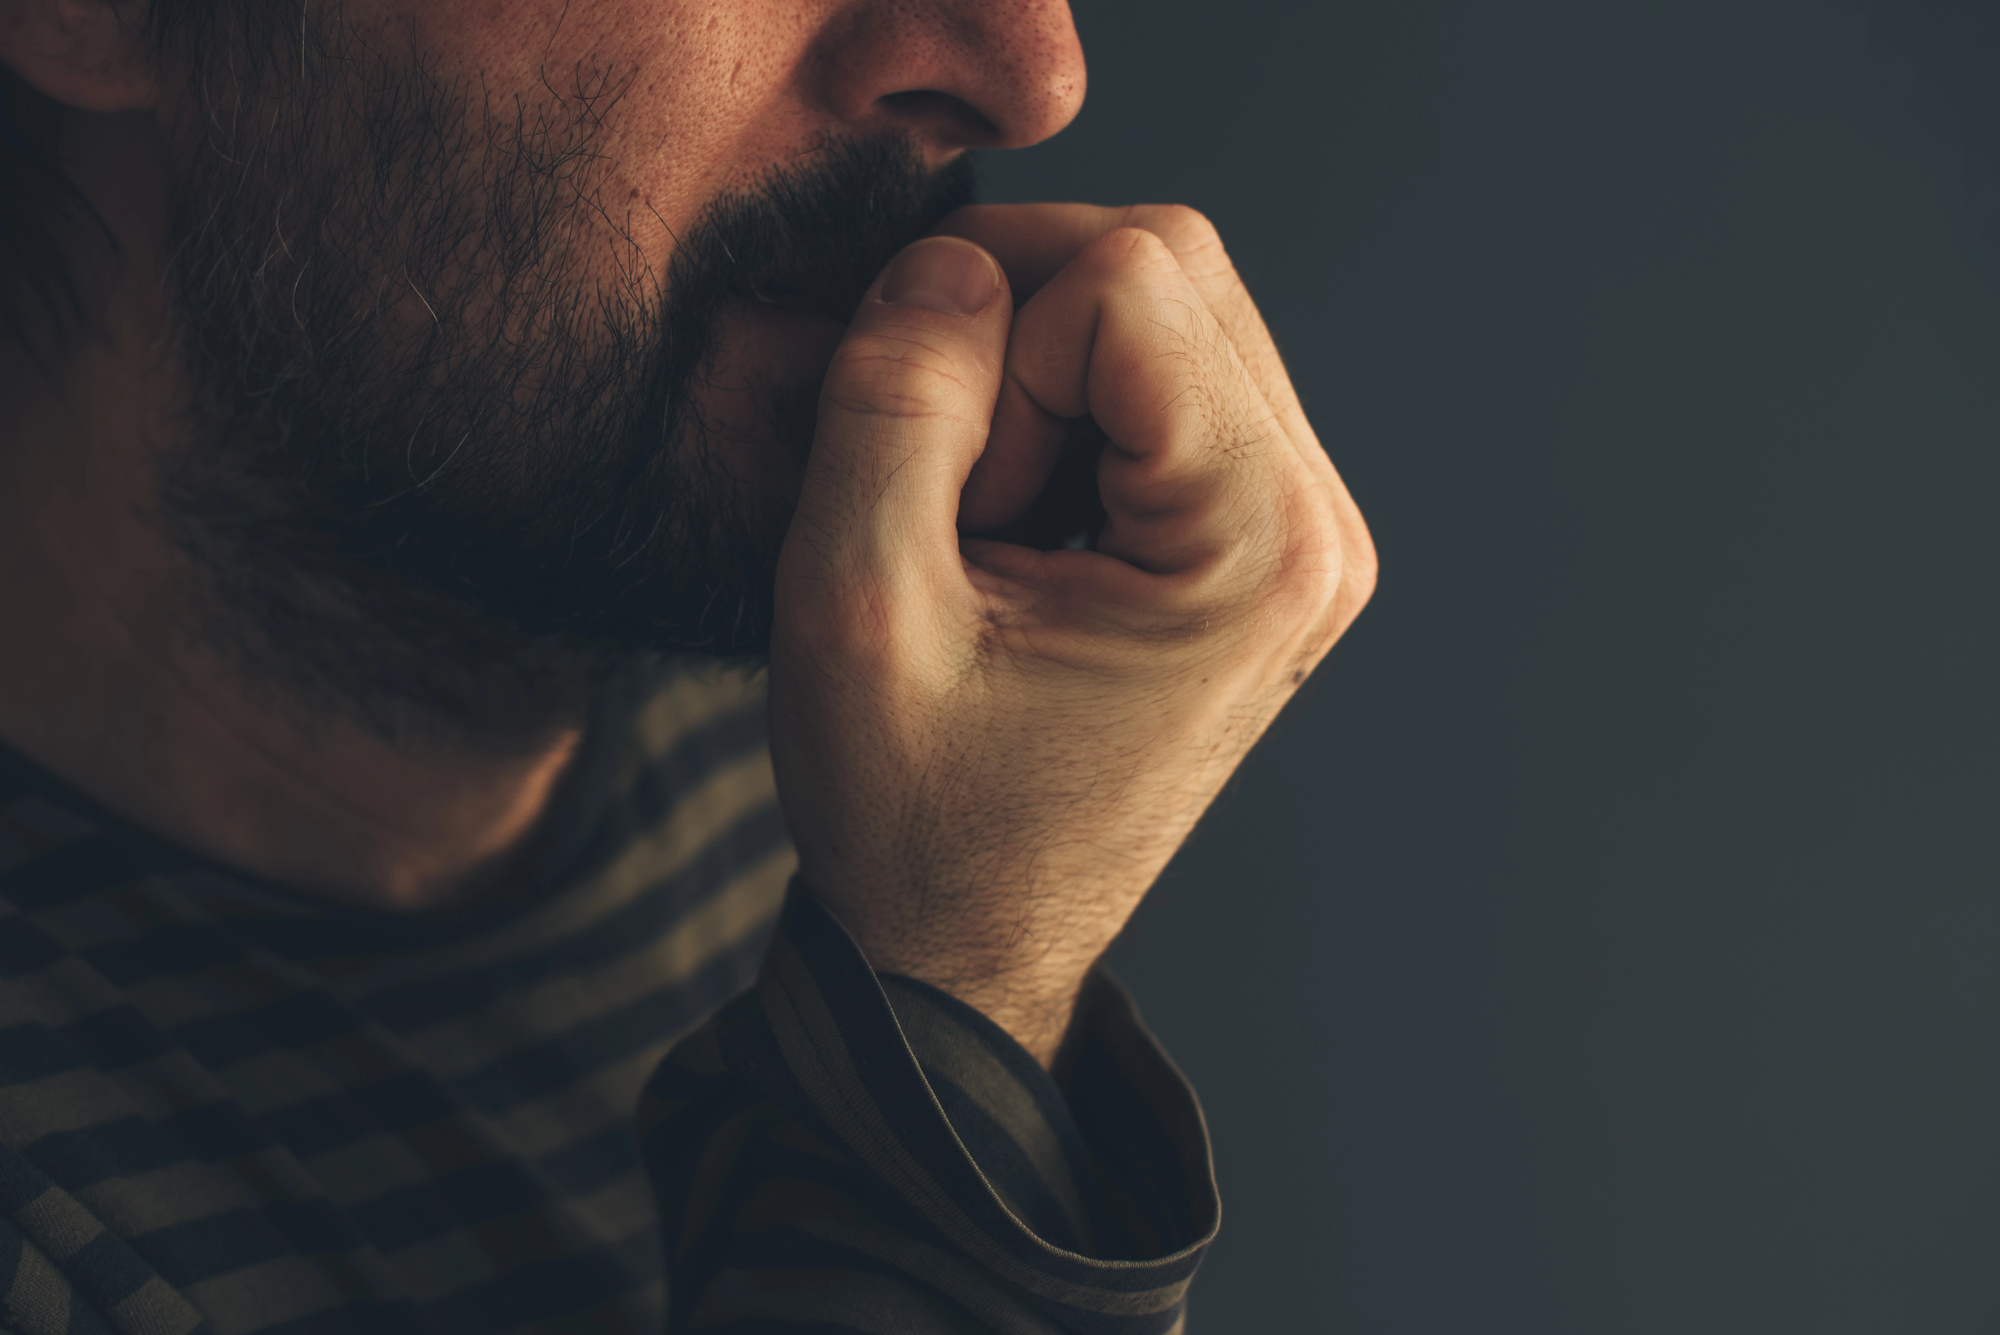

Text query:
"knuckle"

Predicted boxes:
[[1126, 202, 1222, 251], [1089, 225, 1184, 279], [1123, 204, 1231, 278], [1343, 523, 1381, 608], [1267, 487, 1361, 620], [1275, 546, 1343, 623]]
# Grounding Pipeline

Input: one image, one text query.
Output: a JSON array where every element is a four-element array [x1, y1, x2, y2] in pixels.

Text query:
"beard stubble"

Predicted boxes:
[[154, 16, 976, 753]]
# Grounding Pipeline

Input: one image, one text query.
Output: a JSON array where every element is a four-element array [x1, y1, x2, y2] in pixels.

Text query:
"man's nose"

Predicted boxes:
[[806, 0, 1087, 157]]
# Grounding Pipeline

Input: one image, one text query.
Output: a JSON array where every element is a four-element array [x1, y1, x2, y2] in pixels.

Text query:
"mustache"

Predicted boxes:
[[668, 136, 979, 333]]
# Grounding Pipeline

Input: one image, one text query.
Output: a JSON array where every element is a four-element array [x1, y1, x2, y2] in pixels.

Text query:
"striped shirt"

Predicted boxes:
[[0, 665, 1217, 1333]]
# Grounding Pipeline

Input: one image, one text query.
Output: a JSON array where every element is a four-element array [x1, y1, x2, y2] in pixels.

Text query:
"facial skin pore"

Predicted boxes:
[[0, 0, 1086, 907]]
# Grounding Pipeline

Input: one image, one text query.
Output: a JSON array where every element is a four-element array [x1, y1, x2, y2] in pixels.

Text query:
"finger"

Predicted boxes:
[[946, 202, 1377, 643], [953, 366, 1071, 534], [937, 203, 1313, 458], [790, 236, 1012, 593], [932, 203, 1113, 300], [996, 225, 1291, 579]]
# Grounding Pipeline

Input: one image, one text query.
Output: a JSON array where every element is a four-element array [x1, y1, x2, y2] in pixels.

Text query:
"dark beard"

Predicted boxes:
[[154, 23, 975, 752]]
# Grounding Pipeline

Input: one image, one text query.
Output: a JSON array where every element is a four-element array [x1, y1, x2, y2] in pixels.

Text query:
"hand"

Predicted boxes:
[[768, 204, 1376, 1064]]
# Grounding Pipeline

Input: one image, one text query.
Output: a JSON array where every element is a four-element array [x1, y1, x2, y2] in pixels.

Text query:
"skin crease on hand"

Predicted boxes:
[[0, 0, 1376, 1067]]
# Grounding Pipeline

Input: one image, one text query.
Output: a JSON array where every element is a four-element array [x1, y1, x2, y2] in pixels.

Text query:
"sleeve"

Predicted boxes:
[[638, 885, 1220, 1334]]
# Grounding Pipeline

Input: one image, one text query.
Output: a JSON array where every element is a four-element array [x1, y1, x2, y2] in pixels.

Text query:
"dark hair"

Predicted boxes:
[[0, 62, 110, 348], [0, 1, 255, 350]]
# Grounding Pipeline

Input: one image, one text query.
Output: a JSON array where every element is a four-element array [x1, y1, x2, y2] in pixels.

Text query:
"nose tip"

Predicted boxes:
[[971, 1, 1087, 149], [814, 0, 1087, 154]]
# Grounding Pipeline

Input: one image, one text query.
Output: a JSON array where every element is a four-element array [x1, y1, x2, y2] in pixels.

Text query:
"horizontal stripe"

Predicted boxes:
[[61, 1006, 174, 1073], [104, 1273, 207, 1335], [451, 929, 778, 1118], [152, 1101, 279, 1166], [0, 917, 68, 980], [468, 1045, 662, 1164], [0, 833, 199, 916], [629, 666, 768, 766], [417, 1225, 660, 1334], [83, 924, 251, 993], [529, 1119, 642, 1198], [0, 1025, 88, 1089], [351, 797, 787, 1034], [268, 721, 777, 992], [540, 699, 775, 898], [179, 1248, 381, 1335], [75, 1158, 271, 1238], [295, 1126, 485, 1217], [134, 1201, 352, 1288], [401, 848, 790, 1078], [24, 1114, 201, 1195], [11, 1186, 103, 1261], [253, 1071, 462, 1160], [24, 892, 158, 957], [356, 1220, 496, 1308], [0, 1065, 168, 1146], [169, 993, 365, 1074], [348, 1159, 547, 1253], [0, 792, 101, 869]]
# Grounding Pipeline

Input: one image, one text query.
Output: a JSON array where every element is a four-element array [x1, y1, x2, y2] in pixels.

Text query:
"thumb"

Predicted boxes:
[[790, 236, 1012, 590]]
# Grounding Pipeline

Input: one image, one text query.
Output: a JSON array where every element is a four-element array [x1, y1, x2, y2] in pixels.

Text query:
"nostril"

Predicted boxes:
[[878, 89, 1001, 144]]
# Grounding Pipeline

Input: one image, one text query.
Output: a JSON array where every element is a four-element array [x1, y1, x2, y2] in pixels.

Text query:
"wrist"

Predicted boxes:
[[803, 876, 1103, 1066], [890, 954, 1087, 1069]]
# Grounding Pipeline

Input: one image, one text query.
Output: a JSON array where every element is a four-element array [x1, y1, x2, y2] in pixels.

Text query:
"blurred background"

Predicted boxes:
[[981, 1, 2000, 1330]]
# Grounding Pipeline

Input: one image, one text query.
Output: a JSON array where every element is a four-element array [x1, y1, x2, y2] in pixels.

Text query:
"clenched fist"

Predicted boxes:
[[769, 204, 1376, 1064]]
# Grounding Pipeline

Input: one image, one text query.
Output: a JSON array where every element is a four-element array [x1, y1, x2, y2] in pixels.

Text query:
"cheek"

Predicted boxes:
[[378, 0, 828, 276]]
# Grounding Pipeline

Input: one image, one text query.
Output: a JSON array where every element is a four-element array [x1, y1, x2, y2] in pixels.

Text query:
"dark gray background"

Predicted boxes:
[[982, 1, 2000, 1330]]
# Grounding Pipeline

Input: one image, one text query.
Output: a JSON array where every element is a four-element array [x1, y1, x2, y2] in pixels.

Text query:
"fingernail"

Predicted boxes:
[[878, 237, 999, 316]]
